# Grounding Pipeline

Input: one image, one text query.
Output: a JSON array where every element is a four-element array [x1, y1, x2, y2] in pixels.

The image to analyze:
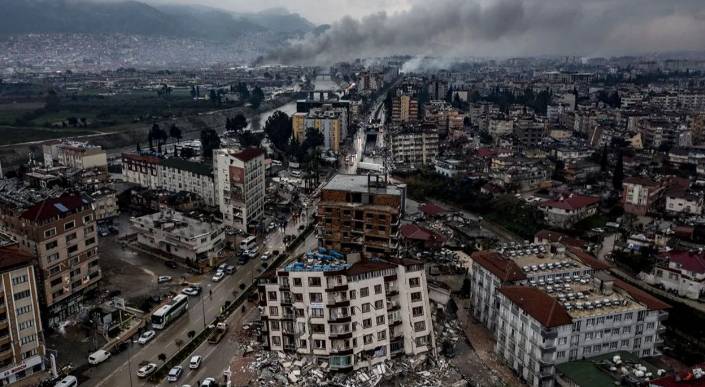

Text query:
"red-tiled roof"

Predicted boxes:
[[623, 176, 660, 187], [534, 229, 587, 249], [498, 286, 573, 328], [419, 203, 447, 217], [0, 245, 33, 272], [613, 279, 670, 311], [20, 193, 90, 223], [400, 224, 446, 243], [660, 250, 705, 275], [234, 148, 264, 162], [567, 246, 611, 270], [650, 366, 705, 387], [346, 261, 397, 276], [471, 251, 526, 282], [540, 194, 600, 210]]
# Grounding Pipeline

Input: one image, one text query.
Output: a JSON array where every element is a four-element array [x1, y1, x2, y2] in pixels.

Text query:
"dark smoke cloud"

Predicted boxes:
[[264, 0, 705, 65]]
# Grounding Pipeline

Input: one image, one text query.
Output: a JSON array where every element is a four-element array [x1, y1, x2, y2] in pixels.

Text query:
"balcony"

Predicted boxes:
[[541, 329, 558, 340], [281, 297, 293, 306], [387, 300, 400, 312], [281, 313, 295, 320], [0, 335, 9, 346], [328, 314, 351, 323], [0, 320, 7, 331]]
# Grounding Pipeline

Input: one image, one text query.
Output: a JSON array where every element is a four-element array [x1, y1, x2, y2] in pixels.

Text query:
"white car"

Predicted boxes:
[[181, 286, 201, 296], [137, 330, 156, 344], [167, 366, 183, 382], [88, 349, 111, 365], [137, 363, 158, 378], [201, 378, 217, 387], [212, 271, 225, 282], [158, 275, 172, 284], [189, 355, 202, 369]]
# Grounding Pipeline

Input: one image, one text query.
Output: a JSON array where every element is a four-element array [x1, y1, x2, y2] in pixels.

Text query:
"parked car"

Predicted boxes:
[[238, 256, 249, 265], [200, 378, 217, 387], [158, 276, 172, 284], [88, 349, 111, 365], [137, 330, 156, 344], [189, 355, 203, 369], [224, 265, 236, 275], [165, 261, 178, 269], [167, 366, 183, 382], [212, 271, 225, 282], [137, 363, 158, 378]]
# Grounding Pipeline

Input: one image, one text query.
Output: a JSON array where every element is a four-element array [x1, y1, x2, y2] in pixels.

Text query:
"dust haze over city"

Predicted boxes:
[[3, 1, 705, 387]]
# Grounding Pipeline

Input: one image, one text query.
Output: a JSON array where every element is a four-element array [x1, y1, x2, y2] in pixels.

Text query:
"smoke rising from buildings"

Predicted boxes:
[[264, 0, 705, 65]]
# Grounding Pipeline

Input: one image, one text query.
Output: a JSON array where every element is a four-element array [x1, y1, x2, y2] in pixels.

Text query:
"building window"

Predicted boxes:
[[409, 277, 420, 287], [376, 315, 385, 325], [412, 306, 424, 317], [86, 237, 96, 246], [308, 277, 322, 287], [65, 233, 77, 243], [311, 324, 325, 334], [312, 308, 324, 318], [269, 306, 279, 316], [314, 340, 326, 349], [14, 290, 31, 301], [293, 278, 302, 287], [293, 293, 303, 302], [64, 221, 75, 230], [309, 293, 323, 303], [268, 292, 278, 301], [363, 319, 372, 329], [374, 284, 382, 294], [414, 321, 426, 332], [349, 290, 356, 300], [20, 335, 36, 345], [362, 303, 371, 313], [272, 336, 281, 346], [12, 275, 28, 286], [378, 330, 387, 341], [374, 300, 383, 310], [45, 241, 58, 251], [363, 334, 374, 345], [360, 287, 369, 297], [270, 320, 280, 331], [18, 320, 34, 331], [84, 215, 92, 223], [44, 228, 56, 238], [411, 292, 422, 302], [16, 305, 32, 316]]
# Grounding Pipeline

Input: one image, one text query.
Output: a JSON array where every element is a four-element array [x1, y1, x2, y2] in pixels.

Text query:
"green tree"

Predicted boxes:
[[237, 131, 263, 148], [264, 111, 292, 150], [209, 89, 219, 105], [200, 129, 221, 159], [169, 124, 182, 144], [226, 114, 248, 133], [236, 83, 250, 100], [249, 87, 265, 109], [612, 149, 624, 191]]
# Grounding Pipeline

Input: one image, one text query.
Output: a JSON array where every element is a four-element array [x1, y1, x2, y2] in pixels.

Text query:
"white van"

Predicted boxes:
[[88, 349, 111, 365], [55, 375, 78, 387]]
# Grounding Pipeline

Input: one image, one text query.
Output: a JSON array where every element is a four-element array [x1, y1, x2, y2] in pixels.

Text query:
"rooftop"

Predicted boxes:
[[660, 250, 705, 274], [20, 193, 92, 223], [540, 194, 600, 210], [323, 174, 402, 197], [0, 245, 34, 273], [161, 158, 213, 177], [131, 209, 221, 239], [557, 351, 659, 387], [498, 286, 573, 328]]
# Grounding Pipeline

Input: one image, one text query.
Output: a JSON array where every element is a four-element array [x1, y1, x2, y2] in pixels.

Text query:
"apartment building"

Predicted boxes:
[[391, 94, 418, 126], [539, 194, 600, 229], [0, 242, 46, 385], [122, 154, 217, 207], [643, 250, 705, 300], [292, 105, 348, 153], [258, 253, 435, 371], [622, 177, 664, 216], [12, 194, 101, 326], [469, 242, 668, 387], [89, 188, 119, 223], [213, 148, 265, 230], [387, 124, 439, 171], [318, 175, 404, 257], [130, 209, 224, 266], [43, 140, 107, 170], [424, 101, 463, 136]]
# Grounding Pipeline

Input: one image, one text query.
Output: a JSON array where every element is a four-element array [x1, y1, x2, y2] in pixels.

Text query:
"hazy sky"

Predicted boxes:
[[149, 0, 412, 24]]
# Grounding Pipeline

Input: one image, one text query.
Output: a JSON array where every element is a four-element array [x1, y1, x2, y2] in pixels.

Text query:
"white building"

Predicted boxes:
[[388, 125, 439, 171], [435, 159, 467, 178], [213, 148, 265, 230], [122, 154, 217, 207], [258, 253, 435, 371], [469, 243, 669, 387], [643, 250, 705, 300], [130, 209, 224, 265], [665, 191, 703, 215], [43, 140, 107, 170]]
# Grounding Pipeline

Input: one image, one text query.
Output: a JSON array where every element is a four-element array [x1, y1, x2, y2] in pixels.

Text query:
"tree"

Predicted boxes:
[[249, 86, 264, 109], [612, 149, 624, 191], [158, 353, 167, 362], [190, 85, 197, 99], [209, 89, 219, 105], [150, 123, 167, 154], [187, 330, 196, 339], [200, 129, 221, 159], [237, 131, 263, 148], [180, 147, 196, 158], [264, 111, 292, 150], [169, 124, 182, 143], [175, 339, 183, 349], [226, 114, 248, 133], [236, 83, 250, 100]]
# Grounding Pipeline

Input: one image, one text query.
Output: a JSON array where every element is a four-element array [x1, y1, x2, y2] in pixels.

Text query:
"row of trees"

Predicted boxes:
[[147, 123, 182, 153]]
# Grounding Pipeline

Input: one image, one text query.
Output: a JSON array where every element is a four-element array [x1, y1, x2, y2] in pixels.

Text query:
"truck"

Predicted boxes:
[[208, 322, 228, 344]]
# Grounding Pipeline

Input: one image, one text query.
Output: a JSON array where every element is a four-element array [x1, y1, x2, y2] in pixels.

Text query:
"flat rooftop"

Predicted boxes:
[[323, 174, 402, 196], [132, 210, 219, 239], [284, 248, 350, 272]]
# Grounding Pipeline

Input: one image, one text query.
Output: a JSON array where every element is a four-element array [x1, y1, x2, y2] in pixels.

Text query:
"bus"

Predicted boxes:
[[239, 235, 257, 252], [151, 295, 188, 330]]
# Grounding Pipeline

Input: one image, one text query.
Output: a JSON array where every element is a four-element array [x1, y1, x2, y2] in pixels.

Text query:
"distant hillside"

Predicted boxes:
[[0, 0, 316, 40]]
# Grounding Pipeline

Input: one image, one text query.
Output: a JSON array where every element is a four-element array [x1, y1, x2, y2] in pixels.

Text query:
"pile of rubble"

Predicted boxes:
[[243, 349, 466, 387]]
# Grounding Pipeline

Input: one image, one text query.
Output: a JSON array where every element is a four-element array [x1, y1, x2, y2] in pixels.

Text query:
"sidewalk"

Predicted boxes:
[[454, 297, 524, 387]]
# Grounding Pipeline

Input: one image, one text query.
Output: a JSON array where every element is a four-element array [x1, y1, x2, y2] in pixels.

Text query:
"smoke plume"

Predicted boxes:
[[264, 0, 705, 65]]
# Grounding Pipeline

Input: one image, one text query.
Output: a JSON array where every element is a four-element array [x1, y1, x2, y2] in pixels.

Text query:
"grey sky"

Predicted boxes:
[[148, 0, 411, 24]]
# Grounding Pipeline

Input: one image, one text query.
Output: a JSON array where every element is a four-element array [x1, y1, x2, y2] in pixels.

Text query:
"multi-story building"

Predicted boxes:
[[130, 209, 224, 266], [643, 250, 705, 300], [391, 94, 418, 126], [292, 105, 347, 154], [43, 140, 107, 171], [424, 101, 464, 136], [122, 154, 217, 207], [664, 189, 703, 215], [468, 242, 669, 387], [318, 175, 404, 257], [258, 253, 435, 371], [89, 188, 119, 223], [0, 241, 46, 385], [387, 124, 439, 171], [539, 194, 600, 229], [622, 177, 664, 216], [11, 194, 101, 326], [213, 148, 265, 230]]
